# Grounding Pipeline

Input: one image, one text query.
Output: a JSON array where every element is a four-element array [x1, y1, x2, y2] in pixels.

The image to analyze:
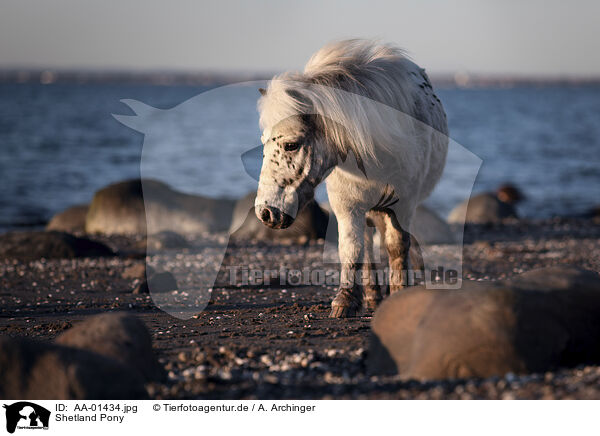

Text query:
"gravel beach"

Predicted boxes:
[[1, 217, 599, 399]]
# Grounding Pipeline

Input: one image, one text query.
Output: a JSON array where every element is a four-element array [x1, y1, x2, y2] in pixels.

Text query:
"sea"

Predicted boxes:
[[1, 81, 599, 231]]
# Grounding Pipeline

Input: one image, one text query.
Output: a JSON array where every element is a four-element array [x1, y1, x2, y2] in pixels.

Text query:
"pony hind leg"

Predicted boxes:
[[378, 210, 411, 293], [363, 215, 383, 310], [409, 235, 425, 285]]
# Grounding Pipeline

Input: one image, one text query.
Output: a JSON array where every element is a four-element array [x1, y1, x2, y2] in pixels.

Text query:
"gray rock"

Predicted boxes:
[[229, 192, 332, 243], [56, 312, 165, 382], [368, 266, 600, 380], [448, 193, 517, 225], [0, 336, 147, 399], [85, 179, 235, 235], [46, 204, 89, 233], [411, 205, 456, 244], [0, 231, 113, 261]]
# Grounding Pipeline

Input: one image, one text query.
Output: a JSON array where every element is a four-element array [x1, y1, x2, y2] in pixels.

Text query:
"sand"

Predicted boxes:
[[1, 218, 599, 399]]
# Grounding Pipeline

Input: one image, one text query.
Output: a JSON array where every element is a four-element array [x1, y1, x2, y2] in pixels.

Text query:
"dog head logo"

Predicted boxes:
[[3, 402, 50, 433], [113, 81, 481, 319]]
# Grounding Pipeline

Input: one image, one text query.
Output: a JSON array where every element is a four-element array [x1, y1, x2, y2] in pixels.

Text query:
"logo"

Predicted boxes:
[[3, 402, 50, 434], [112, 81, 481, 318]]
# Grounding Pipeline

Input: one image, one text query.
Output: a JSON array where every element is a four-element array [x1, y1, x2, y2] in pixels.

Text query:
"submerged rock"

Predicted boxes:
[[368, 266, 600, 379], [0, 336, 147, 399], [56, 312, 166, 382], [46, 204, 89, 233], [85, 179, 235, 235], [0, 231, 113, 261]]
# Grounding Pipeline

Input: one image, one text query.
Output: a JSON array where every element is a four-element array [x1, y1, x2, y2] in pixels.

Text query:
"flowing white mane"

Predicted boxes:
[[258, 39, 429, 161]]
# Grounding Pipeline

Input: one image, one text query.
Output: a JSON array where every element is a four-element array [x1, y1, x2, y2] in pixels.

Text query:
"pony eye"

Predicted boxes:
[[284, 142, 300, 151]]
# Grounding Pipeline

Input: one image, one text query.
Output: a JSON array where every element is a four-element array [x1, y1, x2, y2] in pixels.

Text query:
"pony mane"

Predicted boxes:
[[258, 39, 421, 161]]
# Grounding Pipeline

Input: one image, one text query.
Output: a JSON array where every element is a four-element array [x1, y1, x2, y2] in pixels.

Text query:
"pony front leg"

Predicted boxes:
[[330, 211, 365, 318], [381, 213, 411, 293]]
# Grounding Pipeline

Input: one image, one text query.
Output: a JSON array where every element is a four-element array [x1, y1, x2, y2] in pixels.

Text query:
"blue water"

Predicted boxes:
[[0, 82, 599, 230]]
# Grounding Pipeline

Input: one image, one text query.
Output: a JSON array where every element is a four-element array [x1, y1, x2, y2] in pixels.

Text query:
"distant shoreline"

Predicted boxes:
[[1, 69, 600, 88]]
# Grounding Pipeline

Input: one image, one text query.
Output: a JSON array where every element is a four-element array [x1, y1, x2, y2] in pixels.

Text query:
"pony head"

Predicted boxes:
[[255, 112, 337, 229], [254, 73, 383, 230]]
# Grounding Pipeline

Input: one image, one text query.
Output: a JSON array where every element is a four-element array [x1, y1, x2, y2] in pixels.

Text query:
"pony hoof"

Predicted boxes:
[[329, 304, 358, 318], [363, 297, 381, 311], [364, 286, 382, 310], [330, 288, 361, 318]]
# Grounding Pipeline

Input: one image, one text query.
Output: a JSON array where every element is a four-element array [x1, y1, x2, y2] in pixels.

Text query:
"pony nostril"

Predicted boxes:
[[261, 208, 272, 223]]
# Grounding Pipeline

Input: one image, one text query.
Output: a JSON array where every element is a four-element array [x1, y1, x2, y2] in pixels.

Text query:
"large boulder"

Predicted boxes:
[[229, 192, 332, 243], [0, 231, 113, 261], [55, 313, 165, 382], [368, 266, 600, 379], [0, 336, 147, 399], [85, 179, 235, 235], [46, 204, 89, 233]]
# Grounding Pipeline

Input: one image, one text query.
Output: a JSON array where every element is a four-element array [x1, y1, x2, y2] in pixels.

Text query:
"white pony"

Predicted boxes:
[[255, 40, 448, 317]]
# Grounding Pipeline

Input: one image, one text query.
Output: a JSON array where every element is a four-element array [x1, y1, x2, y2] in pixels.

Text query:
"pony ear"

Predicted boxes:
[[258, 88, 267, 96], [112, 99, 160, 132]]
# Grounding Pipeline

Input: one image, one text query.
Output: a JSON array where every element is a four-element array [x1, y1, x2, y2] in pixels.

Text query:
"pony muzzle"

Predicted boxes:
[[256, 205, 294, 229]]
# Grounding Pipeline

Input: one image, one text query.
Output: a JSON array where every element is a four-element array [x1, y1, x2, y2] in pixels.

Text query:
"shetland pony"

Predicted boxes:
[[255, 40, 448, 317]]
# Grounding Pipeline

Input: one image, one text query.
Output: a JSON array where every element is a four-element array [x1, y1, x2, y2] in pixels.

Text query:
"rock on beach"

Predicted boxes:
[[56, 312, 166, 382], [85, 179, 235, 235], [368, 266, 600, 379], [448, 193, 517, 225], [411, 205, 456, 244], [0, 231, 114, 261], [45, 204, 89, 233], [0, 336, 147, 399]]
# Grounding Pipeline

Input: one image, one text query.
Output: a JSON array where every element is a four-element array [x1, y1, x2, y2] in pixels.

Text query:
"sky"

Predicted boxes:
[[1, 0, 599, 77]]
